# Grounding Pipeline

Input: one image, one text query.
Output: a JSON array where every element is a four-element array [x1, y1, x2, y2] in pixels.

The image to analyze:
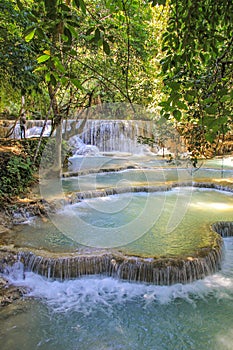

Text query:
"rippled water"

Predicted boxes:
[[63, 164, 233, 193], [67, 155, 233, 174], [1, 155, 233, 349], [2, 188, 233, 256], [1, 238, 233, 350]]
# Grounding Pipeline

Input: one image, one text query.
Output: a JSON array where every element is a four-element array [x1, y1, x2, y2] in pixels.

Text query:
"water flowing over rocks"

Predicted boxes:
[[4, 119, 157, 154], [212, 222, 233, 238], [80, 119, 155, 153], [61, 181, 233, 206], [0, 182, 230, 290], [16, 239, 223, 285], [1, 183, 232, 289], [0, 223, 224, 286], [0, 250, 28, 306]]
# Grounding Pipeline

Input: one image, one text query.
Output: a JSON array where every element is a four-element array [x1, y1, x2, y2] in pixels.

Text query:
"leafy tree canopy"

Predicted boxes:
[[159, 0, 233, 156]]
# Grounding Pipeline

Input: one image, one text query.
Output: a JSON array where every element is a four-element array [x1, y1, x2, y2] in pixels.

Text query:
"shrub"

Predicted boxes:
[[0, 154, 34, 199]]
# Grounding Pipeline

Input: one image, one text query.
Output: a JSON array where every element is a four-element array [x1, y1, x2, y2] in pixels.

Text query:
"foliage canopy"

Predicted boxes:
[[0, 0, 232, 156]]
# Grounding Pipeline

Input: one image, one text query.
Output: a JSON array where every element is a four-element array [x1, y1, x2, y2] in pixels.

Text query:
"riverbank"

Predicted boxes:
[[0, 140, 46, 306]]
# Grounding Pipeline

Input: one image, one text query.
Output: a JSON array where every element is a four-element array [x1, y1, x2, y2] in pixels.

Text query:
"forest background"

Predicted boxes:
[[0, 0, 232, 199]]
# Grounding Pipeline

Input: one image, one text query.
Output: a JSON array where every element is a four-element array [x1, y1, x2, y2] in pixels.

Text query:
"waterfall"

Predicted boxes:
[[60, 182, 233, 206], [212, 222, 233, 237], [16, 240, 223, 285], [7, 119, 156, 155], [1, 205, 230, 285], [80, 119, 155, 153]]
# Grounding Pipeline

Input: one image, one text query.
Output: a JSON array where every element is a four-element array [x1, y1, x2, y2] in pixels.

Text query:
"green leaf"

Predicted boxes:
[[71, 78, 83, 89], [74, 0, 86, 13], [33, 66, 47, 73], [205, 106, 218, 114], [103, 40, 110, 55], [95, 28, 101, 41], [176, 100, 188, 110], [53, 57, 66, 73], [167, 82, 180, 90], [79, 0, 86, 14], [37, 54, 50, 63], [45, 72, 50, 82], [25, 28, 36, 42], [173, 109, 182, 120], [184, 93, 194, 103], [67, 25, 78, 39], [61, 77, 68, 85]]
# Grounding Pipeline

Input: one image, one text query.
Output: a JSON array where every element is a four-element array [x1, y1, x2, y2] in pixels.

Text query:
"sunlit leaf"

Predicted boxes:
[[53, 57, 66, 73], [45, 72, 50, 82], [37, 54, 50, 63], [25, 28, 36, 42]]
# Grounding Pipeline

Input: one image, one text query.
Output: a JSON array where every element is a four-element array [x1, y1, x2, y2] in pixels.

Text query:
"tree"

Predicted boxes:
[[19, 0, 167, 169], [0, 0, 39, 115], [158, 0, 233, 157]]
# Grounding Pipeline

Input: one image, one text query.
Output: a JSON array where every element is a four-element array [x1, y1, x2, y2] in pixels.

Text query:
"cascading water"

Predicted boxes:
[[80, 119, 155, 154], [8, 119, 158, 155], [1, 237, 233, 350], [1, 114, 233, 349], [1, 186, 233, 285]]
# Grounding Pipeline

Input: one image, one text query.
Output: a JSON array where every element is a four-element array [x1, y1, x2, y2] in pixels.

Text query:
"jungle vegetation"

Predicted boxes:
[[0, 0, 232, 195]]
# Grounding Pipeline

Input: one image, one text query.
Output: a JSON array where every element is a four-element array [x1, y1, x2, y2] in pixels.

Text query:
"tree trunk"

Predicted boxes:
[[48, 83, 62, 177]]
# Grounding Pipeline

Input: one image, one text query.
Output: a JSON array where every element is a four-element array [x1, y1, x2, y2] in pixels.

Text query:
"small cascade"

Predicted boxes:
[[115, 246, 223, 284], [212, 222, 233, 237], [19, 251, 115, 280], [68, 135, 100, 156], [16, 239, 223, 285], [10, 120, 51, 139], [66, 184, 175, 204], [63, 182, 231, 205]]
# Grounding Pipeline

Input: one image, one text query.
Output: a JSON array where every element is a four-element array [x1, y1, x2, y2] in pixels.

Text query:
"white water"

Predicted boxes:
[[12, 119, 156, 155], [1, 238, 233, 350]]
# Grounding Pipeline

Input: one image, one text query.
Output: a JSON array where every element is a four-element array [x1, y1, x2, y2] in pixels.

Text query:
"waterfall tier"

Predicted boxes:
[[1, 176, 233, 285], [1, 231, 223, 285], [18, 241, 222, 285], [80, 119, 155, 153], [61, 182, 233, 205], [2, 193, 233, 285], [4, 119, 177, 155]]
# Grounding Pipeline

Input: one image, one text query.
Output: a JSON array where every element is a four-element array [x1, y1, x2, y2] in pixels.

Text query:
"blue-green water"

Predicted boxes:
[[2, 188, 233, 255], [1, 155, 233, 350], [1, 237, 233, 350]]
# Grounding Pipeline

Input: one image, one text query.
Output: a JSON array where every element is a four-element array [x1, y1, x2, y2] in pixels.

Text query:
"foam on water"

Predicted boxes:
[[3, 238, 233, 316]]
